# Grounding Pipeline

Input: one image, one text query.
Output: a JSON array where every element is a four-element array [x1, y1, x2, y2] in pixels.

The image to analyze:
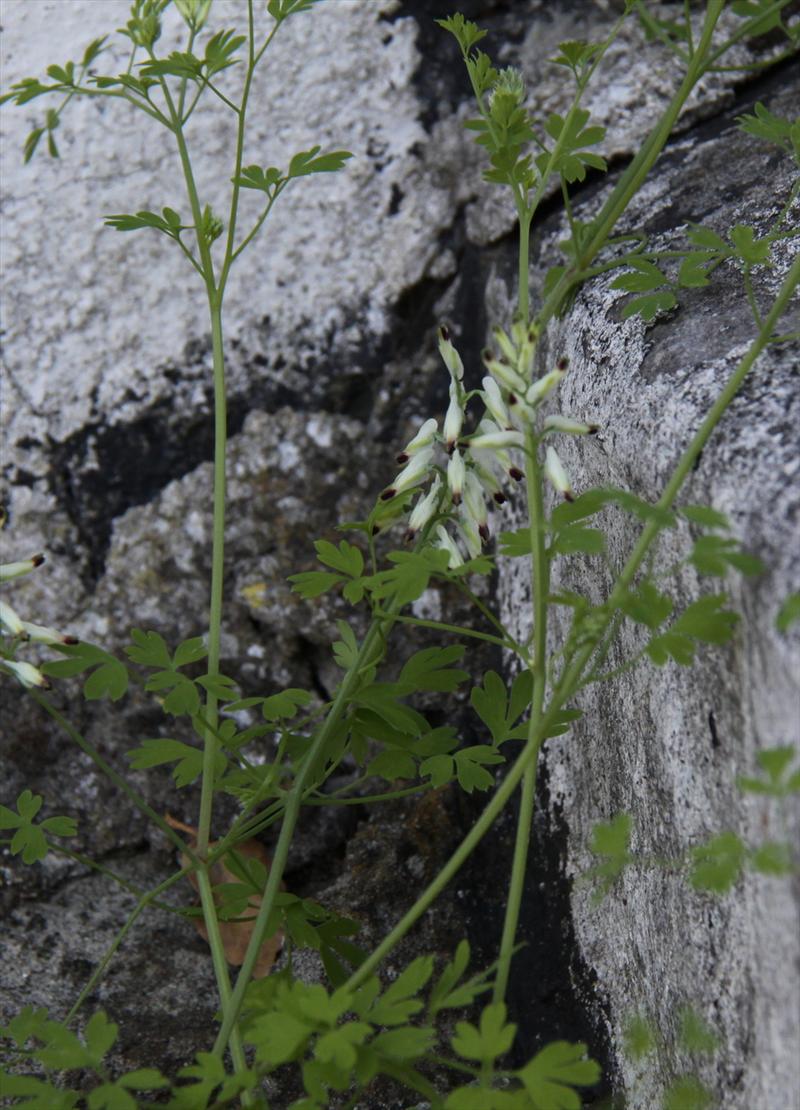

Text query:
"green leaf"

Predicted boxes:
[[126, 738, 222, 788], [518, 1041, 601, 1109], [454, 745, 504, 793], [125, 628, 172, 668], [366, 749, 417, 781], [104, 210, 182, 237], [689, 535, 764, 577], [173, 636, 207, 668], [664, 1074, 713, 1110], [550, 526, 605, 557], [40, 642, 129, 701], [470, 670, 508, 745], [737, 745, 799, 797], [288, 570, 345, 598], [436, 13, 488, 54], [232, 164, 284, 193], [621, 290, 677, 321], [40, 815, 78, 837], [729, 224, 771, 267], [428, 940, 492, 1018], [370, 1026, 435, 1061], [368, 955, 434, 1026], [267, 0, 323, 22], [678, 1008, 719, 1055], [314, 1022, 371, 1071], [672, 595, 739, 643], [314, 539, 364, 578], [332, 620, 359, 670], [288, 146, 353, 178], [776, 592, 800, 632], [623, 1014, 656, 1060], [687, 224, 728, 252], [680, 505, 730, 530], [586, 813, 632, 900], [619, 581, 673, 630], [737, 102, 797, 159], [451, 1002, 516, 1063], [677, 253, 714, 288], [749, 840, 794, 875], [610, 257, 669, 293], [398, 646, 468, 693], [498, 529, 531, 557], [117, 1068, 169, 1091], [646, 631, 695, 666], [204, 28, 246, 77], [366, 549, 451, 608], [689, 831, 745, 893]]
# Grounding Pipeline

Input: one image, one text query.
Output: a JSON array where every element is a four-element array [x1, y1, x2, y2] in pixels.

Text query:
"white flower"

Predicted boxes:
[[482, 349, 527, 395], [405, 475, 442, 539], [447, 449, 466, 504], [480, 376, 510, 428], [457, 514, 483, 559], [0, 554, 45, 581], [468, 426, 525, 450], [544, 415, 598, 435], [0, 599, 25, 637], [526, 367, 565, 406], [507, 392, 537, 431], [434, 525, 464, 569], [463, 470, 490, 542], [20, 621, 78, 646], [396, 417, 438, 463], [544, 446, 574, 500], [381, 445, 435, 501], [4, 658, 50, 689], [443, 386, 464, 452], [438, 326, 464, 382]]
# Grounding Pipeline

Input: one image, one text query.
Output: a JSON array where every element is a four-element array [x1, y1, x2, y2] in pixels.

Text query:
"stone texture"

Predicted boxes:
[[1, 0, 798, 1107]]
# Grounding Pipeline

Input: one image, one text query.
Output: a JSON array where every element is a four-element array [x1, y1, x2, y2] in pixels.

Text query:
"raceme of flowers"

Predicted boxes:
[[378, 323, 598, 568], [0, 554, 76, 689]]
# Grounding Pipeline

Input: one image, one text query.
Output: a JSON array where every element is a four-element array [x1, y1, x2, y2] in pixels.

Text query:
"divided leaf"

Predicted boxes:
[[518, 1041, 601, 1109]]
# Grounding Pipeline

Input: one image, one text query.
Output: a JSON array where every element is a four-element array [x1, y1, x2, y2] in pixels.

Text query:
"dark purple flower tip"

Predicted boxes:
[[380, 488, 396, 502], [509, 467, 524, 482], [493, 491, 507, 505], [440, 325, 451, 341], [396, 452, 409, 464], [557, 356, 569, 370], [479, 523, 490, 542]]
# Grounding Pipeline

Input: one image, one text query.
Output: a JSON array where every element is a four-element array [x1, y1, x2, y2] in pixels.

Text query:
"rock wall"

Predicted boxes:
[[1, 1, 798, 1105]]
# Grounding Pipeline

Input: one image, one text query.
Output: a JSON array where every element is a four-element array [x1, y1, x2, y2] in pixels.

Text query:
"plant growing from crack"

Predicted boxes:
[[1, 0, 799, 1107]]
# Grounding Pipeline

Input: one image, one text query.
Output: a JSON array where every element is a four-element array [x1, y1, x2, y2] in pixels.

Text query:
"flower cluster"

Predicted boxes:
[[0, 552, 76, 688], [376, 322, 598, 569]]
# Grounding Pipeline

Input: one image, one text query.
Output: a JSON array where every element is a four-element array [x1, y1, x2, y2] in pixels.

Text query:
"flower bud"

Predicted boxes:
[[482, 350, 527, 395], [381, 445, 435, 501], [544, 446, 574, 500], [438, 326, 464, 382], [447, 449, 466, 504], [396, 417, 438, 464], [435, 525, 464, 570], [0, 599, 25, 637], [463, 470, 490, 542], [405, 475, 442, 540], [507, 392, 536, 431], [457, 514, 483, 559], [443, 387, 464, 453], [471, 458, 507, 505], [0, 554, 45, 581], [4, 658, 50, 689], [480, 376, 510, 428], [19, 621, 79, 646], [468, 427, 525, 451], [543, 415, 599, 436], [492, 326, 518, 366], [526, 367, 565, 406]]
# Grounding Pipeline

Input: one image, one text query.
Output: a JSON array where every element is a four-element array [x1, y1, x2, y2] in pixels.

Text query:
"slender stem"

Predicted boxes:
[[213, 617, 390, 1054], [492, 428, 548, 1004]]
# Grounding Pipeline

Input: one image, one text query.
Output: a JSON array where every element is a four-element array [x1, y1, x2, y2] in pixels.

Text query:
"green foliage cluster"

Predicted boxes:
[[1, 0, 798, 1107]]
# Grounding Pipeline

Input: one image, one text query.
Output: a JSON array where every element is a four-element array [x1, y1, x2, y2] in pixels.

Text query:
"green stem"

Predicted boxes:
[[493, 429, 549, 1005], [213, 617, 389, 1054]]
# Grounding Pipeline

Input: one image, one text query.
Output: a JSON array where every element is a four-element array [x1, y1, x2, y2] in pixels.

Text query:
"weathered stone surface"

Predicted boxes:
[[1, 0, 798, 1106], [497, 68, 800, 1110]]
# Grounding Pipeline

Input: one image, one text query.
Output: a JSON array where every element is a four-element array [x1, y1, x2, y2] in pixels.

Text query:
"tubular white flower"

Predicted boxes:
[[434, 525, 464, 569], [447, 448, 466, 504], [507, 392, 537, 431], [480, 376, 510, 428], [463, 470, 490, 542], [526, 368, 565, 406], [381, 445, 435, 501], [457, 514, 483, 559], [0, 599, 25, 637], [544, 415, 599, 436], [492, 326, 518, 366], [4, 658, 50, 689], [0, 554, 45, 581], [443, 387, 464, 452], [405, 475, 442, 538], [438, 326, 464, 382], [19, 620, 78, 646], [396, 417, 438, 463], [482, 350, 527, 395], [471, 457, 507, 504], [468, 428, 525, 450], [544, 446, 574, 500]]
